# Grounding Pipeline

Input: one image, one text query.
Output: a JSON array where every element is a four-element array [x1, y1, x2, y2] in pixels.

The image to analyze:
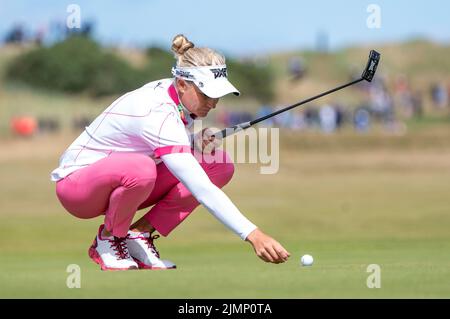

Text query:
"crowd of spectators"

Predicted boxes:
[[3, 20, 94, 46], [216, 71, 449, 134]]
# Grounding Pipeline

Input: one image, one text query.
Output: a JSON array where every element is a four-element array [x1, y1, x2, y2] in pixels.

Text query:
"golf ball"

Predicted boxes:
[[301, 254, 314, 266]]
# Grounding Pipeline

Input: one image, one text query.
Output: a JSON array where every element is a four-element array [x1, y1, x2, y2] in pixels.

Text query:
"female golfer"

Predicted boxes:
[[51, 34, 290, 271]]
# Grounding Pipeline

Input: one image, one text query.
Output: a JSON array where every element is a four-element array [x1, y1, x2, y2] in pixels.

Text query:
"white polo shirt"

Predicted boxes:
[[51, 79, 194, 182], [50, 78, 257, 240]]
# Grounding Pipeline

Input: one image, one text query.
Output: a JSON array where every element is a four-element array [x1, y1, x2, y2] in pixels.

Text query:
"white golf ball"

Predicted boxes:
[[301, 254, 314, 266]]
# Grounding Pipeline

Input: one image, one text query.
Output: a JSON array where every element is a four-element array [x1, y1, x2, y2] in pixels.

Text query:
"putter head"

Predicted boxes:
[[361, 50, 381, 82]]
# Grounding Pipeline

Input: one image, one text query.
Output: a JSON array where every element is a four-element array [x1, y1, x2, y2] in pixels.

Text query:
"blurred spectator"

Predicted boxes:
[[411, 91, 424, 118], [66, 20, 95, 38], [369, 78, 394, 123], [353, 108, 371, 132], [48, 20, 66, 44], [72, 115, 93, 131], [256, 105, 274, 127], [290, 112, 307, 131], [319, 104, 337, 133], [394, 74, 409, 94], [81, 21, 94, 37], [273, 105, 291, 128], [430, 83, 448, 109], [288, 56, 306, 82], [4, 23, 26, 44], [304, 107, 320, 129], [38, 117, 60, 133], [228, 111, 252, 126], [394, 74, 415, 118], [34, 24, 47, 46], [335, 104, 346, 129]]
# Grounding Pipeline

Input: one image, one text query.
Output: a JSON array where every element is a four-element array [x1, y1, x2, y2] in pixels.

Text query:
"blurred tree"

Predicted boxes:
[[227, 58, 275, 103], [6, 37, 275, 101], [6, 36, 145, 96], [142, 46, 174, 80]]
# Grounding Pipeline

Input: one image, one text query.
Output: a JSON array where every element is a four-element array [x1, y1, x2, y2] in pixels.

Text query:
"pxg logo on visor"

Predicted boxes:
[[172, 64, 240, 98], [210, 68, 228, 79]]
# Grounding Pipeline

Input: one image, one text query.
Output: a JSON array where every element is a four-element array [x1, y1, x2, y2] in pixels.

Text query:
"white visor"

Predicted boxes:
[[171, 65, 240, 98]]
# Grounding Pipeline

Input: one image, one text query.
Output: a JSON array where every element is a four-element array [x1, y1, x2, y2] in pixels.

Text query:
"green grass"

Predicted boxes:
[[1, 133, 450, 298], [1, 239, 449, 298]]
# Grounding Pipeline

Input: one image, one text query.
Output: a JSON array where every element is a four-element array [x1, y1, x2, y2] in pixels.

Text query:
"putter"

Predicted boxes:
[[214, 50, 381, 139]]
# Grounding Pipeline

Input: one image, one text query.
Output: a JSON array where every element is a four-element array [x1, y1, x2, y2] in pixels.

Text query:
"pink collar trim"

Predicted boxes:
[[168, 84, 181, 106], [167, 84, 197, 124], [167, 84, 187, 125]]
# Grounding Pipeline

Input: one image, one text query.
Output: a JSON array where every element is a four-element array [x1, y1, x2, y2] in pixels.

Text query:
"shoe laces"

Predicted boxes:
[[145, 234, 160, 258], [109, 237, 131, 260]]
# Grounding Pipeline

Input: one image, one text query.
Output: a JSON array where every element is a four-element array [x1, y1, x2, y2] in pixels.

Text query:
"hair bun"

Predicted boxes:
[[171, 34, 195, 56]]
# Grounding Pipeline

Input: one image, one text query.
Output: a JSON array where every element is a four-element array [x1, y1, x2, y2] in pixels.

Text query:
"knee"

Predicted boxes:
[[221, 158, 235, 183], [211, 150, 235, 186]]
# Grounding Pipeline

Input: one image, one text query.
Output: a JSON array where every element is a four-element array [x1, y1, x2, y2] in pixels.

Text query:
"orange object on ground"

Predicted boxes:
[[11, 116, 38, 137]]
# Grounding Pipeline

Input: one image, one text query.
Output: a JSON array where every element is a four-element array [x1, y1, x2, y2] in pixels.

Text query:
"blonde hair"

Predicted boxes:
[[171, 34, 225, 67]]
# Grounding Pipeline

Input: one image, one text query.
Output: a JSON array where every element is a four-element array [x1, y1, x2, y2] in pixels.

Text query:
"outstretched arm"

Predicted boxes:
[[161, 152, 290, 263], [161, 152, 256, 240]]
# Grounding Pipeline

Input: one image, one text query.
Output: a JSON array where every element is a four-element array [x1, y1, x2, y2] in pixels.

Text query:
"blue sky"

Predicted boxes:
[[0, 0, 449, 56]]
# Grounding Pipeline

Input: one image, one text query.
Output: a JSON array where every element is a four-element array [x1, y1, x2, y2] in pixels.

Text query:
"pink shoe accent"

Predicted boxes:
[[97, 224, 106, 240]]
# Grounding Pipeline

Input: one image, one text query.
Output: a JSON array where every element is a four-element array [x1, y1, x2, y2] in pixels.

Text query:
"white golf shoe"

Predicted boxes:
[[126, 231, 176, 270], [88, 225, 139, 271]]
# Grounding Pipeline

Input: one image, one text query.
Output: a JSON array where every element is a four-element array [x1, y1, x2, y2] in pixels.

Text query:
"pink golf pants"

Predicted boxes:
[[55, 150, 234, 238]]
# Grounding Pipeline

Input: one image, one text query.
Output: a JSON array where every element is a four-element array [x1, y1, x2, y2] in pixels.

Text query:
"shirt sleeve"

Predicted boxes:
[[141, 104, 192, 158], [161, 152, 258, 240]]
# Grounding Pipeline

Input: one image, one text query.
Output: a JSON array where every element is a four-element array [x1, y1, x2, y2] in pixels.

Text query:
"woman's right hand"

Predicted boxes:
[[193, 128, 222, 154], [245, 228, 290, 264]]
